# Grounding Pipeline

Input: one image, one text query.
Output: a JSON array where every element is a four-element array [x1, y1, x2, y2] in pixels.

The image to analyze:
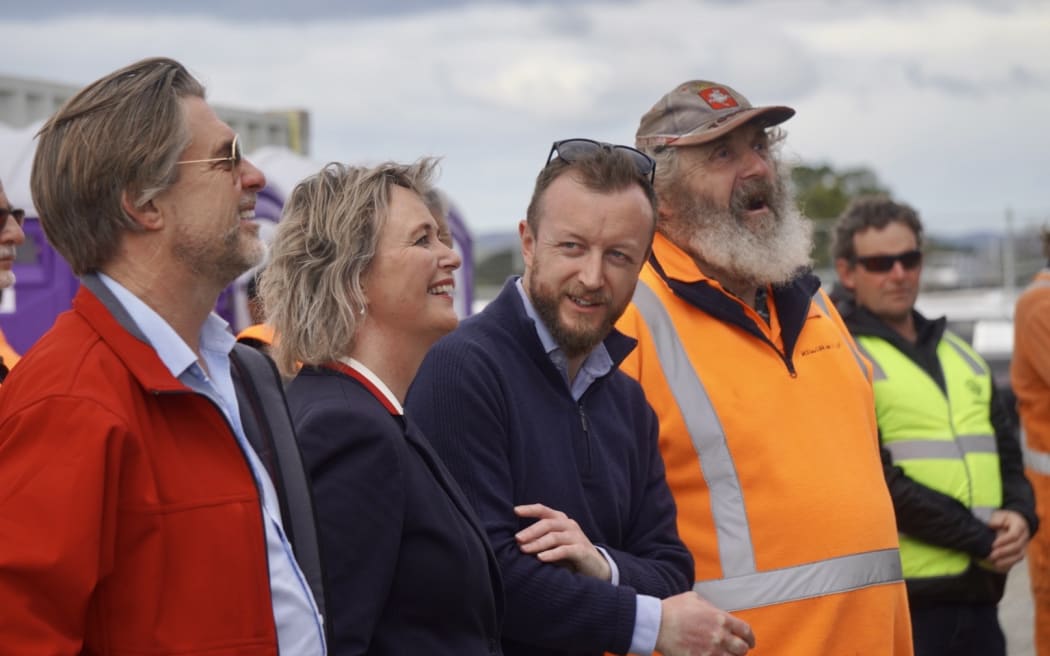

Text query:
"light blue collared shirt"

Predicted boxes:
[[515, 278, 661, 655], [98, 273, 326, 655]]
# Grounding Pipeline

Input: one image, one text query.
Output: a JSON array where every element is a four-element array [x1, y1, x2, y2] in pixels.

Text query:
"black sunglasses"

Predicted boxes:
[[547, 138, 656, 185], [1, 206, 25, 228], [853, 249, 922, 273]]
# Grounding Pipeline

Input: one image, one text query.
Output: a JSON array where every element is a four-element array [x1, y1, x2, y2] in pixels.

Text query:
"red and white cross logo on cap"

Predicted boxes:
[[699, 87, 738, 110]]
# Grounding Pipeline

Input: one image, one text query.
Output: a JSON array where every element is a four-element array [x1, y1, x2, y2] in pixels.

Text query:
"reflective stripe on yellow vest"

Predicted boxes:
[[856, 332, 1002, 579], [632, 281, 903, 611]]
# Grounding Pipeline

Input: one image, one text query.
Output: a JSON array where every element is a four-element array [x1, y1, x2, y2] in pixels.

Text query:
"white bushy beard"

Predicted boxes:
[[659, 166, 813, 288]]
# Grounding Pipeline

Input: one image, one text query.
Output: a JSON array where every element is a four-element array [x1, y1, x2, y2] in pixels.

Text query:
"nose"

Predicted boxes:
[[0, 213, 26, 247], [239, 157, 267, 192], [739, 147, 773, 181], [439, 240, 462, 272], [577, 250, 604, 290]]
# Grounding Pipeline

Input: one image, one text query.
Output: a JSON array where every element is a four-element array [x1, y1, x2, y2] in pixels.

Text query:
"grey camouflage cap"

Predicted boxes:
[[635, 80, 795, 149]]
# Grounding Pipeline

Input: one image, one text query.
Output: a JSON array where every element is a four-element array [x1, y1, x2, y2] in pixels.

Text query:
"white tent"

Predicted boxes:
[[0, 121, 42, 213]]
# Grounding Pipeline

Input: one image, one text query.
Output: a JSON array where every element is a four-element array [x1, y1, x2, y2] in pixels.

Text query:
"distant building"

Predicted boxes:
[[0, 72, 310, 155]]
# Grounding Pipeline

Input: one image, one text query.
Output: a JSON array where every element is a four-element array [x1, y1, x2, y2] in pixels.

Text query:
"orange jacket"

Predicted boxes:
[[0, 324, 19, 372], [0, 287, 279, 654], [1012, 268, 1050, 654], [616, 233, 912, 655], [237, 322, 275, 347], [1013, 269, 1050, 477]]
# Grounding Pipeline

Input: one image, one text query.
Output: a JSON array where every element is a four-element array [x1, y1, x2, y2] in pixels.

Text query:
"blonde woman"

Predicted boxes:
[[261, 159, 503, 655]]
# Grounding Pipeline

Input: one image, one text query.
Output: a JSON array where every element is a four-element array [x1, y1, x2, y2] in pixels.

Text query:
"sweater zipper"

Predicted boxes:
[[577, 402, 592, 475]]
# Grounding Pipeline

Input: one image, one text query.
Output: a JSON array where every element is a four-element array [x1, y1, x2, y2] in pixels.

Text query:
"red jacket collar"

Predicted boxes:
[[73, 285, 190, 394]]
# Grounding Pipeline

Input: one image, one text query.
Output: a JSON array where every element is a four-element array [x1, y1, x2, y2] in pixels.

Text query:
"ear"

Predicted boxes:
[[519, 219, 535, 270], [121, 188, 164, 231], [834, 257, 856, 292]]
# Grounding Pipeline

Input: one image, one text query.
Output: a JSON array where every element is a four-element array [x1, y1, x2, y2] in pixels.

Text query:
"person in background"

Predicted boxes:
[[833, 195, 1036, 656], [0, 57, 325, 654], [1012, 225, 1050, 656], [0, 177, 25, 381], [408, 139, 754, 656], [617, 80, 912, 654], [260, 159, 504, 655], [236, 269, 275, 352]]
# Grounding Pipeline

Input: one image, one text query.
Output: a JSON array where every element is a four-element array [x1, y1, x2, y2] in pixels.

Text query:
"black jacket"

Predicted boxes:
[[840, 299, 1038, 605]]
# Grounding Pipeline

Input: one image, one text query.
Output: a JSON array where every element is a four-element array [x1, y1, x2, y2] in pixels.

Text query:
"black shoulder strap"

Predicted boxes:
[[229, 343, 327, 620]]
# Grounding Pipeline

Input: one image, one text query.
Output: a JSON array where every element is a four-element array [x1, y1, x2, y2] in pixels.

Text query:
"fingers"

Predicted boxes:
[[988, 541, 1027, 570], [726, 615, 756, 648], [517, 529, 575, 555], [514, 505, 568, 542], [514, 503, 558, 519], [724, 634, 753, 655]]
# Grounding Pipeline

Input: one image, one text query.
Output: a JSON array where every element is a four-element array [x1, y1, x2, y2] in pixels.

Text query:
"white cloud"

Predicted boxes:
[[1, 0, 1048, 236]]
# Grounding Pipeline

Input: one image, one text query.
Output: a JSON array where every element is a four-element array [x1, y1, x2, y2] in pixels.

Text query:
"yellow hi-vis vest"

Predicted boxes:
[[857, 332, 1002, 580]]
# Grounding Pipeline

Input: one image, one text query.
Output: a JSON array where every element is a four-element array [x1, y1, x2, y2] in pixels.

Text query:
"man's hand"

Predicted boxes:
[[655, 591, 755, 656], [983, 509, 1030, 573], [514, 504, 611, 581]]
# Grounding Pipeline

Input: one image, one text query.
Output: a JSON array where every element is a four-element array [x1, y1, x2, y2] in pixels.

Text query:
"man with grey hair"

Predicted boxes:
[[0, 58, 325, 654], [615, 80, 913, 654], [0, 177, 25, 381]]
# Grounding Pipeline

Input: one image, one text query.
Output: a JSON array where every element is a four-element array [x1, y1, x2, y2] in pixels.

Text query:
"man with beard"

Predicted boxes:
[[615, 80, 913, 654], [0, 58, 325, 654], [833, 196, 1035, 656], [408, 140, 756, 656], [0, 177, 26, 382]]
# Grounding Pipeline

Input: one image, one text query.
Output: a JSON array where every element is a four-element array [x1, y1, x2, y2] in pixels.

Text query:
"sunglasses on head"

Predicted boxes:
[[547, 138, 656, 185], [176, 134, 242, 169], [1, 206, 25, 228], [853, 249, 922, 273]]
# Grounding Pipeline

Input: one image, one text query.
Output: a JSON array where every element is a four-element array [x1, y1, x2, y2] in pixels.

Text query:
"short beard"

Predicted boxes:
[[660, 167, 813, 288], [526, 274, 618, 360], [172, 221, 262, 288]]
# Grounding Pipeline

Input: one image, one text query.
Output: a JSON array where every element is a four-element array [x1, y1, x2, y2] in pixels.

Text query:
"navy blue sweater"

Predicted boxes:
[[407, 279, 693, 656]]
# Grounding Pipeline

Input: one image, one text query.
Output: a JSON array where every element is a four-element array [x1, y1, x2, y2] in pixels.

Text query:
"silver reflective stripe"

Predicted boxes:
[[811, 292, 869, 378], [694, 548, 903, 612], [633, 280, 904, 609], [1028, 272, 1050, 290], [884, 434, 995, 460], [1022, 430, 1050, 476], [855, 343, 887, 381], [632, 281, 755, 576], [972, 506, 995, 522], [942, 335, 985, 375], [958, 434, 997, 454]]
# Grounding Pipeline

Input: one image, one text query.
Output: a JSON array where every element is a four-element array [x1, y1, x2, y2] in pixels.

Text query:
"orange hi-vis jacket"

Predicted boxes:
[[236, 323, 275, 347], [616, 233, 913, 655], [0, 324, 19, 372], [1012, 267, 1050, 656]]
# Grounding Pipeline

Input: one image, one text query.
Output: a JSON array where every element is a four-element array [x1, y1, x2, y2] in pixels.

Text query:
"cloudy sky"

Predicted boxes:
[[2, 0, 1048, 236]]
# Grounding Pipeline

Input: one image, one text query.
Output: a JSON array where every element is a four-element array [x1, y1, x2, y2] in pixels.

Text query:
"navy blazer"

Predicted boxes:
[[287, 364, 504, 655]]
